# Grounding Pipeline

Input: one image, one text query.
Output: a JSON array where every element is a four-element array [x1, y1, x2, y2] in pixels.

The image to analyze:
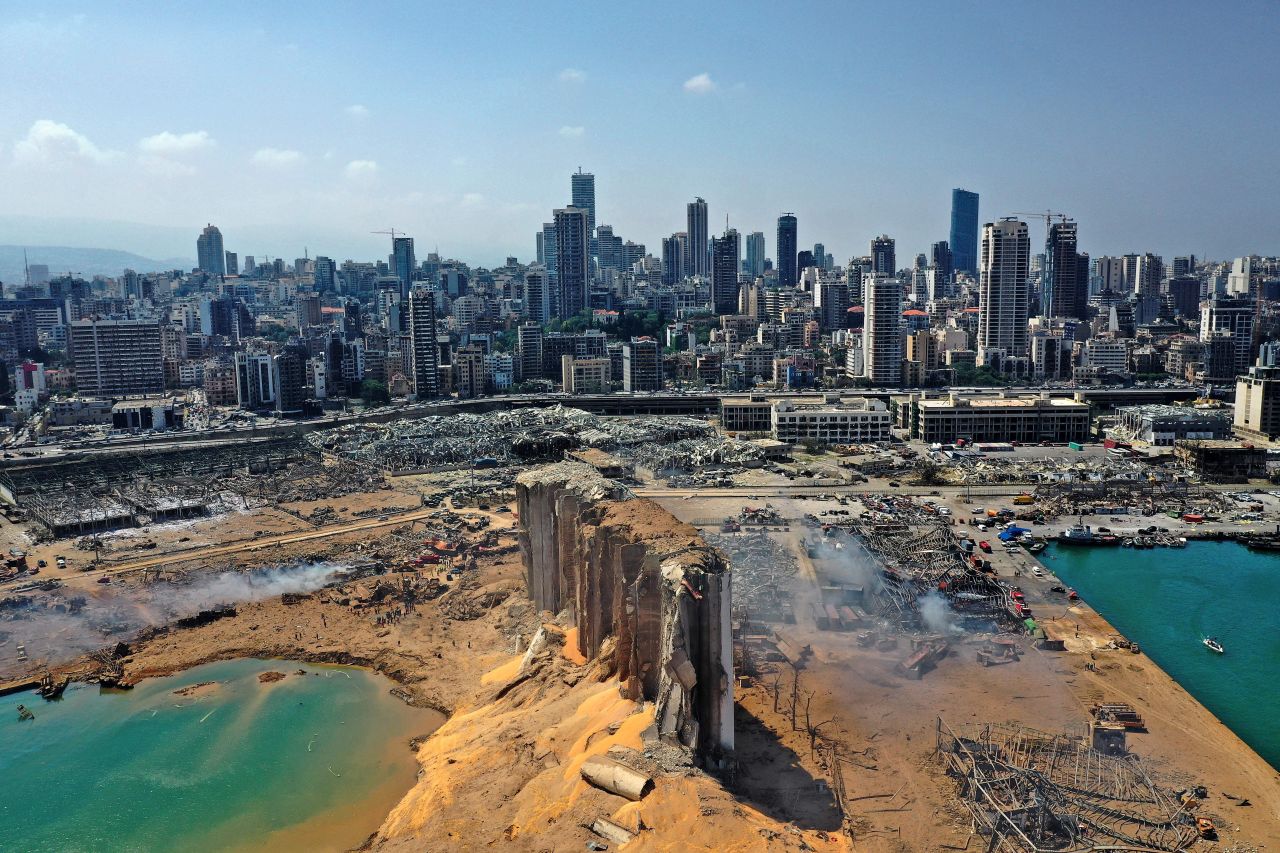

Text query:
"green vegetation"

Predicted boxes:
[[359, 379, 390, 405], [951, 364, 1014, 387]]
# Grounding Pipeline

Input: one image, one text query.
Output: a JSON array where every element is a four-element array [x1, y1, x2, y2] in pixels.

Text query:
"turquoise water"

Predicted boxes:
[[0, 659, 438, 852], [1045, 541, 1280, 771]]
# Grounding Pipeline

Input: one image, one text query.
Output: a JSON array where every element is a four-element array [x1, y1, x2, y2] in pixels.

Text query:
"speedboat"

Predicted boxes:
[[1203, 637, 1224, 654]]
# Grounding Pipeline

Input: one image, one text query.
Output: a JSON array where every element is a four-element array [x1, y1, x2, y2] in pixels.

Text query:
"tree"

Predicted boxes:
[[360, 379, 390, 405], [914, 458, 945, 485]]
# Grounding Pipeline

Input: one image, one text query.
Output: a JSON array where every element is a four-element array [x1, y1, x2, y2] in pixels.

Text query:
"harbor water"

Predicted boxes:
[[1045, 540, 1280, 771], [0, 658, 439, 852]]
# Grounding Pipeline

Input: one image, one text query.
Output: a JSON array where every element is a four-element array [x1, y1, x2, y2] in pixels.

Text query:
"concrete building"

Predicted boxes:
[[554, 207, 591, 319], [1115, 404, 1232, 446], [1082, 338, 1129, 375], [862, 275, 903, 385], [686, 197, 709, 278], [69, 319, 164, 398], [622, 337, 662, 392], [1174, 440, 1266, 482], [234, 351, 276, 409], [1200, 296, 1255, 379], [914, 393, 1090, 444], [1234, 364, 1280, 441], [976, 218, 1030, 368], [771, 396, 891, 445], [453, 344, 486, 399], [710, 227, 741, 315], [562, 355, 611, 394], [570, 168, 596, 243], [196, 224, 226, 276], [408, 289, 440, 399]]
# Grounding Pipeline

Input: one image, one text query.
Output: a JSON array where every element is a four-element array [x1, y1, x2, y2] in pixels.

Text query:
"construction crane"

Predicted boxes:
[[1013, 210, 1070, 226], [372, 228, 406, 242]]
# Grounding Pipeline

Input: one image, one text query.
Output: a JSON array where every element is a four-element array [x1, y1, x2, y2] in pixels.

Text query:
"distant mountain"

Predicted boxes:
[[0, 245, 193, 286]]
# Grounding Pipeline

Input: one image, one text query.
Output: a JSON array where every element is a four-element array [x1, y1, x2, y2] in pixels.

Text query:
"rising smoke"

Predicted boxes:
[[0, 562, 350, 670], [917, 590, 958, 635]]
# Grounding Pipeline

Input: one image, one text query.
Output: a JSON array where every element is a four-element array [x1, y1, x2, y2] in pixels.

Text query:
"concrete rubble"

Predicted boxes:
[[308, 405, 726, 472], [516, 461, 734, 758]]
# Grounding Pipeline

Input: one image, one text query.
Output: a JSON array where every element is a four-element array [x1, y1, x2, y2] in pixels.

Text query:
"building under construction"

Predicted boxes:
[[936, 718, 1204, 852]]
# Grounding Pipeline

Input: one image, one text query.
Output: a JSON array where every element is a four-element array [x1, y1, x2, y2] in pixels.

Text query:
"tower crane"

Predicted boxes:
[[1013, 210, 1070, 226], [372, 228, 406, 242]]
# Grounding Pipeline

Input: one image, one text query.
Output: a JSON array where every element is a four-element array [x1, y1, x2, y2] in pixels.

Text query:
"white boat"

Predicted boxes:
[[1059, 524, 1094, 543], [1203, 637, 1224, 654]]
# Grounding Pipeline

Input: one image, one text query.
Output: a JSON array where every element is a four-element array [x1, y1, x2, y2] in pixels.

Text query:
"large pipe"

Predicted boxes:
[[580, 755, 653, 801]]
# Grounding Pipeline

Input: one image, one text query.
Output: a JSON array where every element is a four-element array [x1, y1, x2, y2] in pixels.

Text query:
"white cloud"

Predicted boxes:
[[344, 159, 378, 183], [345, 104, 369, 119], [558, 68, 586, 84], [138, 130, 214, 154], [137, 155, 197, 177], [252, 147, 304, 167], [558, 125, 585, 138], [13, 119, 115, 165], [683, 72, 717, 95], [460, 192, 485, 209]]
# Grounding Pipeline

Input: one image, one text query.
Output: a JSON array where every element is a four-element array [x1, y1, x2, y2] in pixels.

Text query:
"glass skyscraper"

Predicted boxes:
[[776, 213, 797, 288], [949, 188, 979, 276]]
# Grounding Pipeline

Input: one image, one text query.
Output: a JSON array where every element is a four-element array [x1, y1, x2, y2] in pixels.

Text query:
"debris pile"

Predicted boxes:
[[706, 530, 797, 622], [937, 719, 1204, 852], [309, 406, 721, 472]]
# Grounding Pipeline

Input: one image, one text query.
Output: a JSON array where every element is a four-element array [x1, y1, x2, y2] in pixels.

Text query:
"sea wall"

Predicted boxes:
[[516, 462, 734, 756]]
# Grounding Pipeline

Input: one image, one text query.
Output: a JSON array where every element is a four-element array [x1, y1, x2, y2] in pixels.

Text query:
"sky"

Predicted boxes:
[[1, 0, 1278, 268]]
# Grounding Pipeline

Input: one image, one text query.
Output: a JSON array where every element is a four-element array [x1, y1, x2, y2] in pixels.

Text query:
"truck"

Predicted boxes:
[[1013, 493, 1034, 505]]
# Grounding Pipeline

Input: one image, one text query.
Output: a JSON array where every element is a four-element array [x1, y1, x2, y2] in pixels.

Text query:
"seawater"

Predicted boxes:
[[0, 658, 438, 852], [1045, 540, 1280, 771]]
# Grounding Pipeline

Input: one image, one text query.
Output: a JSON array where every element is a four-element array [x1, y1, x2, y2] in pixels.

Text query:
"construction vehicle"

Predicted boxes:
[[976, 638, 1020, 667], [1195, 817, 1217, 839]]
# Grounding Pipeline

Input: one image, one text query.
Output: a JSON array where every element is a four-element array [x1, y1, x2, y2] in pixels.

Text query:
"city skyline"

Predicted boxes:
[[2, 1, 1278, 266]]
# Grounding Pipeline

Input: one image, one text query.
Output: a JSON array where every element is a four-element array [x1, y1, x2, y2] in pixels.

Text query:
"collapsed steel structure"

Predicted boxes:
[[0, 438, 375, 536], [937, 719, 1200, 852], [849, 505, 1014, 628]]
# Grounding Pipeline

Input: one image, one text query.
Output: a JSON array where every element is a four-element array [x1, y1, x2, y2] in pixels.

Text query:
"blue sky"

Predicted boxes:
[[1, 0, 1277, 267]]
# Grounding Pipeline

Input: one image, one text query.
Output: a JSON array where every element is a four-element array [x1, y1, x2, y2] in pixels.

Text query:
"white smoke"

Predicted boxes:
[[0, 562, 351, 673], [917, 591, 957, 635]]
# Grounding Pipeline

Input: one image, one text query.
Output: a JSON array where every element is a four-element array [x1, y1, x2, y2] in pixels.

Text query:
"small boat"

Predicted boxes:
[[1203, 637, 1224, 654]]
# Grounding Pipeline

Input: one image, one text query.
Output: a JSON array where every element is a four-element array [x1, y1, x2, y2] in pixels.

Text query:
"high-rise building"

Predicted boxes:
[[871, 235, 896, 276], [272, 344, 309, 415], [541, 222, 558, 301], [408, 288, 440, 399], [1200, 296, 1255, 378], [813, 243, 826, 271], [69, 319, 164, 397], [661, 234, 684, 285], [745, 232, 766, 278], [776, 214, 798, 287], [313, 256, 336, 293], [535, 230, 544, 266], [622, 336, 662, 392], [1093, 256, 1123, 295], [1043, 219, 1086, 321], [930, 241, 953, 286], [224, 251, 238, 276], [1134, 253, 1164, 299], [863, 275, 903, 385], [976, 218, 1031, 366], [711, 228, 741, 315], [686, 198, 709, 277], [1173, 256, 1197, 278], [196, 224, 226, 276], [524, 266, 551, 325], [392, 237, 416, 306], [553, 207, 590, 319], [949, 189, 980, 276], [570, 169, 596, 240]]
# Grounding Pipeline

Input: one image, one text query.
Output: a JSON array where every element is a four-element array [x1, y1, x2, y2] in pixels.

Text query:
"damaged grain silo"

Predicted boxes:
[[516, 462, 734, 760]]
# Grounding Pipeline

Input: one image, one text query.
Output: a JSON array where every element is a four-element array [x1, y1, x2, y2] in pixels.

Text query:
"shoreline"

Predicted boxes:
[[1018, 543, 1280, 829]]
